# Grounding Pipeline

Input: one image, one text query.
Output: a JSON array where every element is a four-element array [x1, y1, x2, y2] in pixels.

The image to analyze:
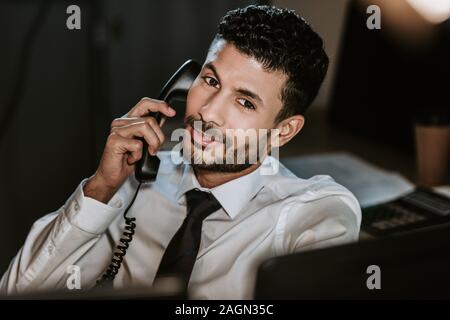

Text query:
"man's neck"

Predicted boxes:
[[193, 163, 261, 189]]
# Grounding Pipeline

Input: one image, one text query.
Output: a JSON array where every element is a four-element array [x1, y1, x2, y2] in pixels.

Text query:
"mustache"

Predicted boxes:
[[184, 115, 234, 143], [184, 115, 215, 132]]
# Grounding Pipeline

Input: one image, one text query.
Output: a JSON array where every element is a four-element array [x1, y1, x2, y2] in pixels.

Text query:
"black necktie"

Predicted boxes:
[[155, 189, 222, 287]]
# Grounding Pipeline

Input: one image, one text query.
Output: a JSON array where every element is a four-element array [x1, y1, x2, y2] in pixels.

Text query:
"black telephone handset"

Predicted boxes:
[[96, 60, 201, 288], [135, 59, 202, 182]]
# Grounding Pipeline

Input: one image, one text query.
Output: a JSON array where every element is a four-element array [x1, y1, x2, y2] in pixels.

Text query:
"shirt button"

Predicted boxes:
[[73, 201, 80, 211]]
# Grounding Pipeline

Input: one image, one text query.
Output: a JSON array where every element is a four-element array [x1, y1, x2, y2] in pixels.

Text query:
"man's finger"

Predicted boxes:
[[111, 118, 166, 147], [111, 117, 141, 129], [107, 133, 143, 158], [112, 122, 162, 155], [128, 97, 176, 118], [111, 117, 168, 137]]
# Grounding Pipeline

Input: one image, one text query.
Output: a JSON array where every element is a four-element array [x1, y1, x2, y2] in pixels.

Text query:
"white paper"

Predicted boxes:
[[281, 152, 415, 208], [434, 186, 450, 198]]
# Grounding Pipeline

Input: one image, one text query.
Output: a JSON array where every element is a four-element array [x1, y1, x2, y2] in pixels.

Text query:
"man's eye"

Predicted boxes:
[[237, 98, 255, 110], [203, 76, 219, 88]]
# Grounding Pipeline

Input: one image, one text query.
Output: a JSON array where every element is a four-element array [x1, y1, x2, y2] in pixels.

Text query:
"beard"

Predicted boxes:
[[183, 115, 270, 173]]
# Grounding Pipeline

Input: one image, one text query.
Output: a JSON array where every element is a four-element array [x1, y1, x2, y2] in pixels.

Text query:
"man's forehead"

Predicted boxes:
[[205, 40, 267, 75]]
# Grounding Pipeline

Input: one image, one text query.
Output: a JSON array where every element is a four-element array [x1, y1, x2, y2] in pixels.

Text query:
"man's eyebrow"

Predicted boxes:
[[236, 87, 263, 105], [204, 62, 264, 106], [204, 62, 220, 82]]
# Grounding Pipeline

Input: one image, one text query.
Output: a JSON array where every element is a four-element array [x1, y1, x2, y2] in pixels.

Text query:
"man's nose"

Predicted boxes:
[[198, 92, 227, 127]]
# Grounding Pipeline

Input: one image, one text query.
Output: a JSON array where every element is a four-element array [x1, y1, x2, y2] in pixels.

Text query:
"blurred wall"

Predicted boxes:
[[0, 1, 94, 275]]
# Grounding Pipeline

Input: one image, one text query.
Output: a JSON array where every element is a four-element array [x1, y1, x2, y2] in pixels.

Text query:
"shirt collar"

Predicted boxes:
[[175, 157, 275, 219]]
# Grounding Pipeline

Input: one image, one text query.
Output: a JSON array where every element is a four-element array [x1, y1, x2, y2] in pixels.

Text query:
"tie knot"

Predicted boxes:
[[185, 189, 222, 220]]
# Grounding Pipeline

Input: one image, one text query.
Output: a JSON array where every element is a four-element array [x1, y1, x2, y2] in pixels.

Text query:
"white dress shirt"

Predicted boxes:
[[0, 151, 361, 299]]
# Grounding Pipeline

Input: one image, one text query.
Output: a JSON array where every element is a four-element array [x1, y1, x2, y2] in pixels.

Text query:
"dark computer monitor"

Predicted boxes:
[[254, 224, 450, 299]]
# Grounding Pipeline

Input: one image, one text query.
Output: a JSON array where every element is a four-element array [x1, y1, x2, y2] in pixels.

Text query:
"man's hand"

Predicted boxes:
[[84, 98, 176, 203]]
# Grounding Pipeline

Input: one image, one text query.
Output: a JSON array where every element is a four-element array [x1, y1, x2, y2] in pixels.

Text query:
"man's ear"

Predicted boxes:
[[273, 115, 305, 147]]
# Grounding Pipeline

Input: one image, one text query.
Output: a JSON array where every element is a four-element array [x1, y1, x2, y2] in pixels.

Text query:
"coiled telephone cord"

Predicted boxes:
[[95, 182, 142, 288]]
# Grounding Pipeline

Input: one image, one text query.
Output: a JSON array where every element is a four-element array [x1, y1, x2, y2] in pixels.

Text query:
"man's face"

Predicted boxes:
[[183, 39, 287, 172]]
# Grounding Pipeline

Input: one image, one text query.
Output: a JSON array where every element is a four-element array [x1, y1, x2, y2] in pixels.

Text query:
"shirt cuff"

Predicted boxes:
[[64, 179, 124, 235]]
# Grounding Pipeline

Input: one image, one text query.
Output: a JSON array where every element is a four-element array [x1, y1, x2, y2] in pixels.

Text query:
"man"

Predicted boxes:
[[0, 5, 360, 299]]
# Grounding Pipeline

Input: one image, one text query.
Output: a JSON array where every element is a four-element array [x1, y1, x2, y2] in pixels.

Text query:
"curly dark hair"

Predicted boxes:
[[215, 5, 329, 122]]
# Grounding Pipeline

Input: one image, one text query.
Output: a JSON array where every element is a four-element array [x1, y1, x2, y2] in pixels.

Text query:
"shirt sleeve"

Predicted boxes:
[[0, 178, 127, 296], [275, 195, 361, 255]]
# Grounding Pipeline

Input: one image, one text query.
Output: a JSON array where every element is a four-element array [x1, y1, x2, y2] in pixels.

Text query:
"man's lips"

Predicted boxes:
[[190, 127, 220, 147]]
